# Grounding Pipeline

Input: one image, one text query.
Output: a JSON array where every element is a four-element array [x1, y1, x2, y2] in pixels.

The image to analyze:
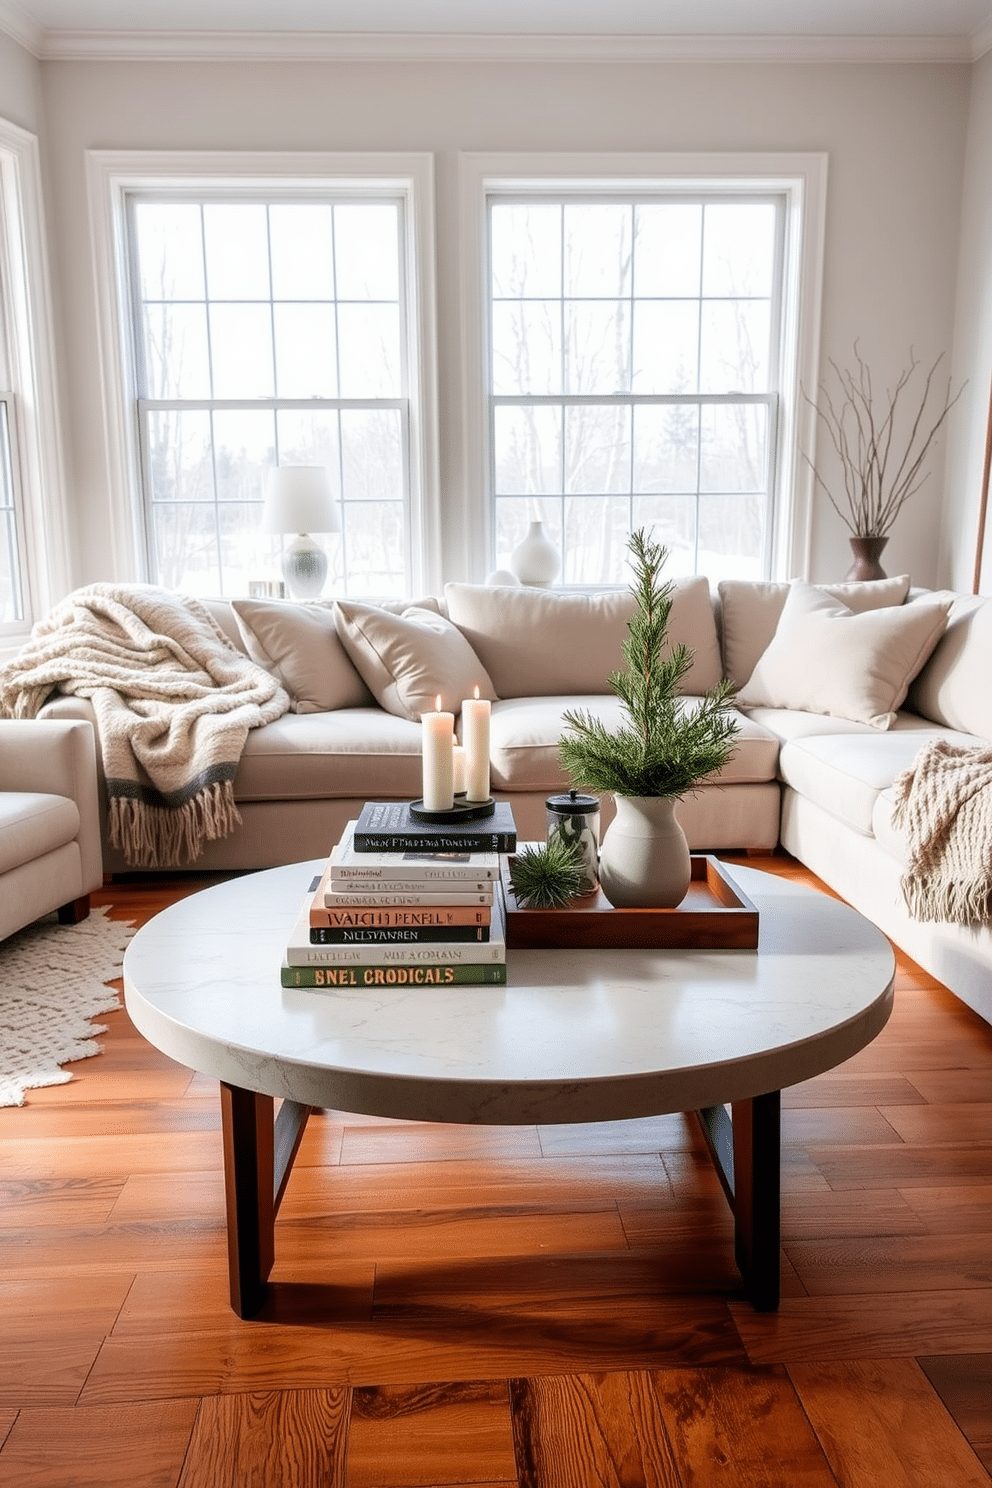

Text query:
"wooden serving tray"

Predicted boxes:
[[500, 853, 759, 950]]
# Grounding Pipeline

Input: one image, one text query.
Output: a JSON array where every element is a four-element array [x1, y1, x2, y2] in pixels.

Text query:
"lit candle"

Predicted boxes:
[[462, 687, 491, 803], [421, 696, 454, 811], [452, 744, 467, 796]]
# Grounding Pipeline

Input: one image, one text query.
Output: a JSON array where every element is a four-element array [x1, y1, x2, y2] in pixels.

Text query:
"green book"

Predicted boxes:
[[280, 960, 507, 988]]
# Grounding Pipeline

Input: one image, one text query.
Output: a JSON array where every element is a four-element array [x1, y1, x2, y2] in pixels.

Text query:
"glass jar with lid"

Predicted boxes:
[[545, 789, 600, 896]]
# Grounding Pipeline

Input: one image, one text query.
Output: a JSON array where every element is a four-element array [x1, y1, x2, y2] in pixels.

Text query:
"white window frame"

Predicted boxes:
[[0, 118, 71, 652], [459, 152, 827, 584], [86, 150, 441, 596]]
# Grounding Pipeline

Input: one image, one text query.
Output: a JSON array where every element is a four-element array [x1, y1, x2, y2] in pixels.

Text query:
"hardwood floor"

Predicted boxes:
[[1, 853, 990, 1486]]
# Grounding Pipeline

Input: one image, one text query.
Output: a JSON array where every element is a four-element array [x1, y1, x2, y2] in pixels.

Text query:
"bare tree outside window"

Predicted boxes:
[[129, 195, 411, 598], [489, 196, 781, 585]]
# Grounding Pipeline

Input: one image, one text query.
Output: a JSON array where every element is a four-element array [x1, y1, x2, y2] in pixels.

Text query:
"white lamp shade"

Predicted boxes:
[[260, 466, 340, 535]]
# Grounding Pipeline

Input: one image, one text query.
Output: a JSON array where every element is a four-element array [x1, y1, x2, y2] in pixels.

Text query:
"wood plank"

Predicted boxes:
[[0, 1416, 16, 1452], [0, 1342, 108, 1409], [917, 1353, 992, 1453], [781, 1073, 926, 1108], [810, 1143, 992, 1190], [782, 1106, 904, 1146], [0, 1097, 220, 1140], [0, 1130, 225, 1180], [790, 1358, 991, 1487], [0, 1401, 198, 1488], [732, 1290, 992, 1364], [879, 1102, 992, 1145], [1, 1276, 132, 1345], [510, 1372, 681, 1488], [537, 1113, 703, 1157], [0, 1218, 227, 1280], [899, 1183, 992, 1233], [779, 1189, 927, 1241], [0, 1177, 124, 1229], [905, 1069, 992, 1104], [111, 1264, 376, 1335], [650, 1363, 838, 1486], [785, 1232, 992, 1295], [347, 1381, 516, 1488], [177, 1390, 348, 1488], [339, 1123, 544, 1166]]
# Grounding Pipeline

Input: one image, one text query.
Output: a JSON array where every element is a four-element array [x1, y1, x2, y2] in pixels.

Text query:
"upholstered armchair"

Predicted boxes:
[[0, 718, 104, 941]]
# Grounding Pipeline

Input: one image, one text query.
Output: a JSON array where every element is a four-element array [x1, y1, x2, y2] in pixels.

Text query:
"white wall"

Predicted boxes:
[[943, 47, 992, 594], [38, 53, 970, 589]]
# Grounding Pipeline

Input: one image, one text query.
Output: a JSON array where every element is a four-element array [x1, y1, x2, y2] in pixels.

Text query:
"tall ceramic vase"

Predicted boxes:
[[845, 535, 888, 582], [598, 795, 692, 909], [510, 520, 561, 587]]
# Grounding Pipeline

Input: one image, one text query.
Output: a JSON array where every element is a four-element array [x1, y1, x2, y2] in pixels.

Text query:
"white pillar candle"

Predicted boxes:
[[421, 698, 454, 811], [462, 689, 491, 803], [452, 744, 467, 796]]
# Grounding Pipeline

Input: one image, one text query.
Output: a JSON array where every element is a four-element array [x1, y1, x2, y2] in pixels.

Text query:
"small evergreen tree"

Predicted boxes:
[[558, 529, 738, 799]]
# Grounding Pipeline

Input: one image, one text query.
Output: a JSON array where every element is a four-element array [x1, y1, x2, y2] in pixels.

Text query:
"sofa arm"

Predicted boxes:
[[0, 717, 104, 891]]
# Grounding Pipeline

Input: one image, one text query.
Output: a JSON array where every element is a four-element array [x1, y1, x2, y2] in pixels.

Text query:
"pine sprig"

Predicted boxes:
[[509, 835, 585, 908], [558, 530, 738, 800]]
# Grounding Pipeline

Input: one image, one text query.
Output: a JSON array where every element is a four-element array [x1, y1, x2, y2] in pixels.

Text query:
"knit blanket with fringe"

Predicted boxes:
[[890, 737, 992, 926], [0, 583, 290, 868]]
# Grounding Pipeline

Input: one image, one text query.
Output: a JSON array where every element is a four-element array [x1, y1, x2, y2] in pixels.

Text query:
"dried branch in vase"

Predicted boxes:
[[802, 345, 965, 538]]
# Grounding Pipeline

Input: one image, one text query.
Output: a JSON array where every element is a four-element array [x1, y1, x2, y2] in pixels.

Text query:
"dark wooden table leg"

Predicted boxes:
[[731, 1090, 781, 1312], [220, 1082, 276, 1319], [220, 1084, 313, 1319], [697, 1090, 781, 1311]]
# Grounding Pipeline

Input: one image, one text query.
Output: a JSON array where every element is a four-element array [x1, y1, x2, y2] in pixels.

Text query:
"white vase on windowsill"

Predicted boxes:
[[510, 520, 560, 588]]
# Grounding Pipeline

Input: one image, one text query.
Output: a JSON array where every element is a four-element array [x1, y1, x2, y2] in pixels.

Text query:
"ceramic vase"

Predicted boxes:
[[845, 535, 889, 582], [510, 520, 561, 587], [598, 794, 692, 909]]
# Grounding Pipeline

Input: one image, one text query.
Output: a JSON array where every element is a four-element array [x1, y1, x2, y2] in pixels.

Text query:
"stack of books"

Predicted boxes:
[[280, 801, 517, 989]]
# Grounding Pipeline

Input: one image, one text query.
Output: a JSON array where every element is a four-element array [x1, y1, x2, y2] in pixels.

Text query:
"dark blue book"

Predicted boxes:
[[353, 799, 517, 854]]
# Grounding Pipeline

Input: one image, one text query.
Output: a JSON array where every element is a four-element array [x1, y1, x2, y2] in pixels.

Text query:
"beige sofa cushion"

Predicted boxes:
[[907, 592, 992, 740], [779, 727, 982, 837], [231, 599, 375, 713], [736, 581, 950, 729], [334, 601, 496, 720], [445, 577, 723, 699], [719, 574, 912, 689], [234, 708, 424, 801], [487, 695, 779, 792]]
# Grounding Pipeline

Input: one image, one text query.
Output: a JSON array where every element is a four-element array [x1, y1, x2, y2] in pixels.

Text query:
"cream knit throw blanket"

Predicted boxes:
[[0, 584, 290, 868], [890, 737, 992, 925]]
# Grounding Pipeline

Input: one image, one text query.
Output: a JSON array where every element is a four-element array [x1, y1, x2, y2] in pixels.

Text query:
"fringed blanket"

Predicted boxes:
[[890, 737, 992, 926], [0, 584, 290, 868]]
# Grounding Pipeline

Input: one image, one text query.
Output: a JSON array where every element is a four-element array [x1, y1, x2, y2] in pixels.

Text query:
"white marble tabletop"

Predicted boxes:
[[123, 859, 895, 1125]]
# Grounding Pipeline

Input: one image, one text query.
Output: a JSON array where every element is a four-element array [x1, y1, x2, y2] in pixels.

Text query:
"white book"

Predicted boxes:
[[285, 886, 506, 966], [323, 886, 495, 907], [329, 820, 499, 883]]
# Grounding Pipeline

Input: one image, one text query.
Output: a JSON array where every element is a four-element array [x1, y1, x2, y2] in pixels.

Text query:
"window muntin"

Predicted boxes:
[[128, 194, 411, 598], [488, 195, 783, 585]]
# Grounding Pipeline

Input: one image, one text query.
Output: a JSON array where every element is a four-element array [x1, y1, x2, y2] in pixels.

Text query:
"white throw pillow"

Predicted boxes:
[[231, 599, 374, 713], [334, 600, 497, 721], [736, 580, 951, 729], [718, 574, 912, 690]]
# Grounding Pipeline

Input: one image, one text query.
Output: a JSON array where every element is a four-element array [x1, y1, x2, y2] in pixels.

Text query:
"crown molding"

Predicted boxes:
[[971, 15, 992, 59], [26, 27, 979, 65], [0, 0, 44, 55]]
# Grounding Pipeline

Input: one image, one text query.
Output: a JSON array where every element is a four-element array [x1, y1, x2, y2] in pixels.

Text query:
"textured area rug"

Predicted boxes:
[[0, 906, 137, 1107]]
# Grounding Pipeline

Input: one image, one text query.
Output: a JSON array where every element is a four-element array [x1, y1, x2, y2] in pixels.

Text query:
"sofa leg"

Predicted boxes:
[[57, 894, 91, 924]]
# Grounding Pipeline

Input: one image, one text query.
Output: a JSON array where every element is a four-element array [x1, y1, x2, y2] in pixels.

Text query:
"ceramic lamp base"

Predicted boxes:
[[281, 534, 328, 599]]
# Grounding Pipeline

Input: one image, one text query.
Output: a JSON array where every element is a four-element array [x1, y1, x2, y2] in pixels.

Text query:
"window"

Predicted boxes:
[[463, 154, 826, 586], [0, 120, 70, 646], [126, 194, 411, 598], [89, 152, 438, 602]]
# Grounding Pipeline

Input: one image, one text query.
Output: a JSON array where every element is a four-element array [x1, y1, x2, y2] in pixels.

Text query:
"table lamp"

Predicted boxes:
[[260, 465, 340, 599]]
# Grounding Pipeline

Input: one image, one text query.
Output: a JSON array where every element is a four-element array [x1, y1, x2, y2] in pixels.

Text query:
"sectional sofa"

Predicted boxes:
[[32, 573, 992, 1026]]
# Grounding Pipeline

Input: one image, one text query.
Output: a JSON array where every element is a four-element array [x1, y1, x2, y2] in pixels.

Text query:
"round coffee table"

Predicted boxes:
[[123, 859, 894, 1317]]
